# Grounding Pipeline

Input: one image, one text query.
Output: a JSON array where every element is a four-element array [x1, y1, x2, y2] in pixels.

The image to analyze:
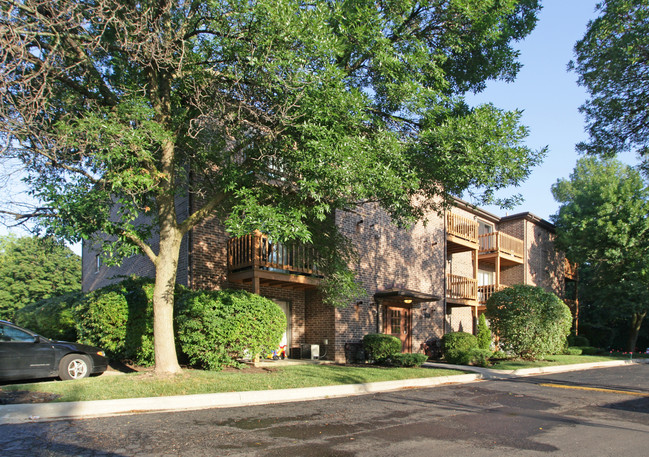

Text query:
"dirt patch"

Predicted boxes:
[[0, 389, 61, 404]]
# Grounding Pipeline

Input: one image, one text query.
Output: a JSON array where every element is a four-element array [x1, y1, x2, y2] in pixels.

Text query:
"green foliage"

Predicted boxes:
[[485, 285, 572, 359], [476, 314, 492, 350], [75, 277, 160, 366], [362, 334, 402, 364], [176, 289, 286, 370], [465, 348, 493, 367], [552, 157, 649, 351], [14, 291, 83, 342], [388, 353, 428, 368], [563, 347, 583, 356], [442, 331, 479, 353], [570, 0, 649, 163], [442, 331, 483, 365], [567, 335, 590, 347], [577, 346, 601, 356], [0, 0, 544, 370], [0, 235, 80, 321]]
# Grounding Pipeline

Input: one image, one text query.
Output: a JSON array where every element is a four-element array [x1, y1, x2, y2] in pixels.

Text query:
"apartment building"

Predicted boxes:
[[82, 198, 574, 363]]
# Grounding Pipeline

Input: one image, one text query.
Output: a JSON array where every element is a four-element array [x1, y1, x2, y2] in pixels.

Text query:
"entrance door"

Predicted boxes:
[[386, 306, 411, 353]]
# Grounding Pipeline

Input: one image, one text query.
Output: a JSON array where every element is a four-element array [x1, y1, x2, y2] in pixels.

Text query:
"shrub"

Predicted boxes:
[[486, 285, 572, 359], [579, 323, 616, 349], [466, 348, 492, 367], [567, 334, 590, 347], [74, 276, 161, 366], [14, 291, 83, 342], [563, 347, 583, 355], [362, 333, 402, 363], [388, 353, 428, 367], [577, 346, 601, 355], [177, 289, 286, 370], [442, 332, 479, 364], [442, 331, 478, 353], [476, 314, 492, 350]]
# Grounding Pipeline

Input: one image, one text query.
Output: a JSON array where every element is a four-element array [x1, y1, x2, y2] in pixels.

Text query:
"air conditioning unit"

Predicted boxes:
[[300, 344, 320, 360]]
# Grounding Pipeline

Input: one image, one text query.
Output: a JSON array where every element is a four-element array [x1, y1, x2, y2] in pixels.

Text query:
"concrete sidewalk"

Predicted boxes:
[[1, 358, 645, 425]]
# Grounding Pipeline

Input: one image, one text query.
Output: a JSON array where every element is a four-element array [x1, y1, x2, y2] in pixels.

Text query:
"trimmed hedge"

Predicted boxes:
[[486, 285, 572, 360], [389, 353, 428, 367], [362, 333, 402, 363], [74, 276, 163, 366], [14, 291, 83, 342], [442, 331, 478, 353], [176, 289, 286, 370], [442, 332, 492, 366], [567, 334, 590, 347]]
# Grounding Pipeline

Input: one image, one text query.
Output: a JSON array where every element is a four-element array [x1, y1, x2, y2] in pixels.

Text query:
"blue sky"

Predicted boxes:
[[468, 0, 639, 221]]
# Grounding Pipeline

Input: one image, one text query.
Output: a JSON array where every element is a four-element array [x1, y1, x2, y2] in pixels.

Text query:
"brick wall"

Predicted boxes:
[[447, 306, 474, 333], [525, 221, 565, 296], [333, 203, 446, 362]]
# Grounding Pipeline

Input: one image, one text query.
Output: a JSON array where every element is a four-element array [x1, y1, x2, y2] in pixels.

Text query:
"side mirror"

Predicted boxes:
[[32, 335, 42, 343]]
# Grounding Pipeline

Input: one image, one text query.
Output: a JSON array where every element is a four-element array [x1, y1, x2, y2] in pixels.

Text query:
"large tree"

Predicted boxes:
[[570, 0, 649, 168], [0, 0, 544, 374], [0, 235, 81, 321], [551, 157, 649, 352]]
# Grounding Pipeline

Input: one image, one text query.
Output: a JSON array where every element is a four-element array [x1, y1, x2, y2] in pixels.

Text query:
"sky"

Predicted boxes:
[[1, 0, 639, 244], [468, 0, 640, 221]]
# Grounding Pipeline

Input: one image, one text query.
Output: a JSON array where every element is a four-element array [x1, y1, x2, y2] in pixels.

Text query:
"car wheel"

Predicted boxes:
[[59, 354, 91, 380]]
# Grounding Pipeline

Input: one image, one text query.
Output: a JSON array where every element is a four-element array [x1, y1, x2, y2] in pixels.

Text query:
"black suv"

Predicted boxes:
[[0, 320, 108, 382]]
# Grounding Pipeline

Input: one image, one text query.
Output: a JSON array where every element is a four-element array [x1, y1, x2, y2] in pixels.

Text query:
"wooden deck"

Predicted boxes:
[[446, 274, 478, 305], [478, 232, 524, 265], [227, 231, 323, 292], [446, 213, 479, 253]]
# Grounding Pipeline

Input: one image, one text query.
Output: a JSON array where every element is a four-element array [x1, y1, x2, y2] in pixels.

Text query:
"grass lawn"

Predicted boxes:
[[0, 364, 465, 403], [490, 353, 644, 371]]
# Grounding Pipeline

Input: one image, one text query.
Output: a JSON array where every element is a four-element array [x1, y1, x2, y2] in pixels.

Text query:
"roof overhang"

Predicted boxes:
[[374, 288, 441, 307]]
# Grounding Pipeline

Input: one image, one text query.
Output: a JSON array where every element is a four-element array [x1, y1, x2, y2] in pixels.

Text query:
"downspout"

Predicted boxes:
[[443, 210, 448, 335], [187, 166, 194, 290], [524, 219, 528, 284]]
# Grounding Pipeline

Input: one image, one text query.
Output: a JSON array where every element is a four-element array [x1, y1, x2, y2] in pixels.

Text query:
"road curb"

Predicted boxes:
[[0, 373, 480, 425], [3, 359, 646, 425], [424, 358, 649, 379]]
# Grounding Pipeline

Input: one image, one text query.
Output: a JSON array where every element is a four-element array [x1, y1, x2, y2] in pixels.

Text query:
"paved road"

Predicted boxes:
[[2, 364, 648, 457]]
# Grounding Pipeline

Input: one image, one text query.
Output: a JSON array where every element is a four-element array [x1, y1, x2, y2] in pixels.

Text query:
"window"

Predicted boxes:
[[95, 254, 101, 274], [478, 221, 494, 235], [478, 269, 494, 286], [0, 324, 34, 342]]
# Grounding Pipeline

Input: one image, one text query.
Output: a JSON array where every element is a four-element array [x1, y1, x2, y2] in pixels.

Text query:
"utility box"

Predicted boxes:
[[300, 344, 320, 360]]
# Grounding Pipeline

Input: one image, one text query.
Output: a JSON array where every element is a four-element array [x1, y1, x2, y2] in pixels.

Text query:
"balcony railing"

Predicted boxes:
[[446, 274, 478, 301], [479, 232, 524, 259], [227, 231, 323, 277], [478, 284, 507, 304], [447, 213, 478, 243]]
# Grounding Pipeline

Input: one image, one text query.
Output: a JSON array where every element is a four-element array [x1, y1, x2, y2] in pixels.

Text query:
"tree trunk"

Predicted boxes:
[[627, 311, 647, 353], [152, 221, 184, 375]]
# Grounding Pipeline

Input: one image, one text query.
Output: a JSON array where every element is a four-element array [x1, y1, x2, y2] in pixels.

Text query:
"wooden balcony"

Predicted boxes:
[[227, 231, 323, 292], [478, 232, 524, 266], [446, 274, 478, 306], [478, 284, 507, 305], [446, 213, 479, 254]]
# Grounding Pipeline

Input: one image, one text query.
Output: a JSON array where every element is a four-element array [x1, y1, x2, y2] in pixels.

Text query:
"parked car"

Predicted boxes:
[[0, 320, 108, 382]]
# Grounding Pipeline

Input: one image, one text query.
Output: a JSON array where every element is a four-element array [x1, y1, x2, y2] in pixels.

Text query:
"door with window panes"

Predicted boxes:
[[385, 306, 412, 352]]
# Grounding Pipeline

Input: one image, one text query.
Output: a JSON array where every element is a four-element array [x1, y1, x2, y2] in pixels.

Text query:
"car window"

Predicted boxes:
[[0, 324, 35, 342]]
